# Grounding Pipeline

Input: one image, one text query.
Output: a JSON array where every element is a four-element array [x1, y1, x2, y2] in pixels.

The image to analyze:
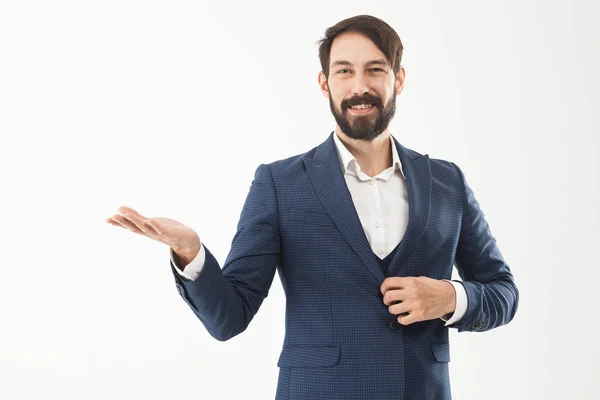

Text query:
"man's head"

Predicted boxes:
[[317, 15, 405, 141]]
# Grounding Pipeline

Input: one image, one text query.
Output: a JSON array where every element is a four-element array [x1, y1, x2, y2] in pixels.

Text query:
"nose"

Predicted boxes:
[[350, 71, 370, 96]]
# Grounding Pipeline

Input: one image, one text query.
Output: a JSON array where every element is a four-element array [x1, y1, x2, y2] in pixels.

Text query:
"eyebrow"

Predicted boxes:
[[330, 59, 389, 68]]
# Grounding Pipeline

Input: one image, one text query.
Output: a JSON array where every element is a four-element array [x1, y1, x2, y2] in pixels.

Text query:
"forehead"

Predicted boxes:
[[329, 31, 388, 67]]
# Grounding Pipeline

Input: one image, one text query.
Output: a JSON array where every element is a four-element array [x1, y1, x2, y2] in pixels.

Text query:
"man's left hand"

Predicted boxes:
[[381, 277, 456, 325]]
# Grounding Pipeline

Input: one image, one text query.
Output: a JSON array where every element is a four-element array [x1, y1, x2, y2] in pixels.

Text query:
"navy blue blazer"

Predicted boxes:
[[171, 132, 519, 400]]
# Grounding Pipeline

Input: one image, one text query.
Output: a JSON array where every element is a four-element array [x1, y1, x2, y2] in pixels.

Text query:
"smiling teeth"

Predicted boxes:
[[351, 104, 372, 109]]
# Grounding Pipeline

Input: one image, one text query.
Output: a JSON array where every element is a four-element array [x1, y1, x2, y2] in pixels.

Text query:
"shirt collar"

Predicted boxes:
[[333, 132, 405, 179]]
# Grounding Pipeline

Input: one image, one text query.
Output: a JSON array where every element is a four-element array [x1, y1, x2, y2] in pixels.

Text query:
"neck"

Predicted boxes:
[[335, 126, 393, 178]]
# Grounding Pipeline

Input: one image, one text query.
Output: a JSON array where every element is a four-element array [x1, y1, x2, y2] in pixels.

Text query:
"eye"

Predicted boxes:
[[337, 69, 351, 74], [369, 68, 384, 72]]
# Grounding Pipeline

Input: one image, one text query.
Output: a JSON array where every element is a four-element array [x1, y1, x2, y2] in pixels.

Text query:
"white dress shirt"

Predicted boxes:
[[171, 132, 467, 325]]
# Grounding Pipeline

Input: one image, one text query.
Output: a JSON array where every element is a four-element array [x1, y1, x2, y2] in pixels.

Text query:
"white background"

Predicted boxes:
[[1, 0, 599, 399]]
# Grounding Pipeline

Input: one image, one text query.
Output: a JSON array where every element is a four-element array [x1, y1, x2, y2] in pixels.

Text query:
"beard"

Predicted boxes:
[[328, 89, 397, 141]]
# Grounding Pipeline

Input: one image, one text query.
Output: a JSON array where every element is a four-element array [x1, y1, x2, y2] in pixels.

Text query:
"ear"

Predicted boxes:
[[394, 66, 406, 95], [318, 71, 329, 98]]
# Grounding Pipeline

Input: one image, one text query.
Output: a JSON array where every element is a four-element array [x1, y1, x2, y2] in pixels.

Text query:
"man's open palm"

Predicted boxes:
[[105, 206, 200, 257]]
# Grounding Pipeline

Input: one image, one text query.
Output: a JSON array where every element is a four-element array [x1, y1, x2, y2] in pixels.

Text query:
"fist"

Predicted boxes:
[[380, 276, 456, 325]]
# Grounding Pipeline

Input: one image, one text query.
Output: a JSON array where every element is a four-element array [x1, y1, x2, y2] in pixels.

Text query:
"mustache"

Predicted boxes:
[[341, 94, 382, 109]]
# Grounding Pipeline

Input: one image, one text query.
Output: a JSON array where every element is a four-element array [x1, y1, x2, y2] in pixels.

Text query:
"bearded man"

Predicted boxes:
[[107, 14, 519, 400]]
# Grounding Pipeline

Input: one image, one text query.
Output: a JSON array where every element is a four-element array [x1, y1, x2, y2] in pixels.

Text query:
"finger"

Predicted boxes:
[[383, 288, 405, 305], [398, 312, 418, 326], [111, 214, 146, 235], [380, 277, 407, 295], [106, 218, 125, 229], [122, 212, 160, 237], [117, 206, 146, 219], [146, 218, 164, 236], [388, 301, 410, 315]]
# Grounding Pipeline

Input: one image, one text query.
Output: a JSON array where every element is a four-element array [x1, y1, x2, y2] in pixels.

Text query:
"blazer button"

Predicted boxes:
[[389, 320, 401, 329]]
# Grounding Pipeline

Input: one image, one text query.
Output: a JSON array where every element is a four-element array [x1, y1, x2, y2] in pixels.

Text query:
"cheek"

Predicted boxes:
[[329, 87, 346, 103], [328, 80, 352, 97], [373, 83, 393, 98]]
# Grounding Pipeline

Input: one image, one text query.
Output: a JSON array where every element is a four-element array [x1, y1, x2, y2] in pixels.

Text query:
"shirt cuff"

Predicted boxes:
[[441, 279, 468, 326], [170, 244, 206, 281]]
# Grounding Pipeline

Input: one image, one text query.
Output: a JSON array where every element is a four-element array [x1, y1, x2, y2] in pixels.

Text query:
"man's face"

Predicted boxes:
[[319, 31, 405, 141]]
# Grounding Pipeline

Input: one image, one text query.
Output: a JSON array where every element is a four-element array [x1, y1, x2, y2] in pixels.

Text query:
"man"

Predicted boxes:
[[106, 14, 518, 400]]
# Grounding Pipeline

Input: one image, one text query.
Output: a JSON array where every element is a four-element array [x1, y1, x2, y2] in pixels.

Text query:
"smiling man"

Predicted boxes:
[[107, 14, 519, 400]]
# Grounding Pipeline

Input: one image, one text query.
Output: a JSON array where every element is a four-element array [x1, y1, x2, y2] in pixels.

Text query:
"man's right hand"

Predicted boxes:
[[105, 205, 201, 268]]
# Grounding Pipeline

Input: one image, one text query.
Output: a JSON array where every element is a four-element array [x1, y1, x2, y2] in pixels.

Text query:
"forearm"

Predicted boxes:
[[173, 244, 278, 341], [173, 246, 247, 341], [456, 277, 519, 332]]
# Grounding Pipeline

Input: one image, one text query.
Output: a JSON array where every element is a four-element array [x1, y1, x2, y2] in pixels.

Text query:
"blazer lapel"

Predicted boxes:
[[303, 133, 385, 284], [385, 138, 431, 277], [302, 132, 432, 284]]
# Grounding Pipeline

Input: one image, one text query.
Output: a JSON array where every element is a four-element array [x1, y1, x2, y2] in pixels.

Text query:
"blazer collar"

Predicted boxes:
[[332, 131, 406, 179]]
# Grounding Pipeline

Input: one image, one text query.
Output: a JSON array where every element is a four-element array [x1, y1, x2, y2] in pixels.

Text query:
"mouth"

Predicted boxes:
[[347, 103, 376, 115]]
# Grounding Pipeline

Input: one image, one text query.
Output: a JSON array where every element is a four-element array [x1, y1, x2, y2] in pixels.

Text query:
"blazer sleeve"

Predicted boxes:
[[449, 162, 519, 332], [171, 163, 280, 341]]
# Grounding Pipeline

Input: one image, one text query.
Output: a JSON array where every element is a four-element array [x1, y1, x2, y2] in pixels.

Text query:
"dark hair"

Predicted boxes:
[[317, 15, 403, 80]]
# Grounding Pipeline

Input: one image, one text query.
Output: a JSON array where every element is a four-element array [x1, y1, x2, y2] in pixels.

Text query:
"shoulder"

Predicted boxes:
[[259, 144, 320, 179], [400, 143, 462, 181]]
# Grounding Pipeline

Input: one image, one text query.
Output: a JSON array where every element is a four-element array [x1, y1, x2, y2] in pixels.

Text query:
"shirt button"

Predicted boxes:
[[370, 180, 375, 185], [375, 222, 380, 228]]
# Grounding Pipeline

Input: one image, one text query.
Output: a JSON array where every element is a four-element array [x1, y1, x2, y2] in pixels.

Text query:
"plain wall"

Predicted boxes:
[[1, 0, 598, 398]]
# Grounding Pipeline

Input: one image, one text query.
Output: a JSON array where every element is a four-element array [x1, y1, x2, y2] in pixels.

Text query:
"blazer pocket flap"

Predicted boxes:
[[277, 345, 341, 368], [287, 208, 335, 227], [430, 342, 450, 363]]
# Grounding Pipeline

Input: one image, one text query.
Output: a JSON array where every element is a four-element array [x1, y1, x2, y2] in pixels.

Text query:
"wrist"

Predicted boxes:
[[444, 280, 457, 316], [174, 233, 201, 261], [173, 244, 200, 268]]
